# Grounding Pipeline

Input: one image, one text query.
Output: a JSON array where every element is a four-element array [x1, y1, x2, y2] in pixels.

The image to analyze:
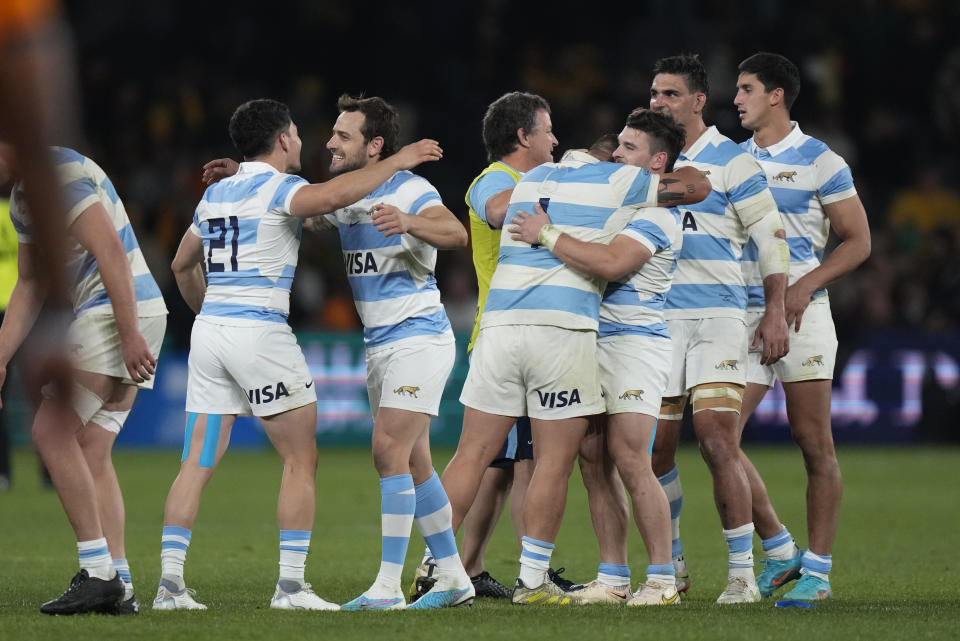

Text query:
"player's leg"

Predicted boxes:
[[460, 465, 511, 577], [738, 377, 802, 598], [781, 379, 840, 601], [653, 319, 691, 591], [154, 411, 235, 610], [259, 401, 337, 611], [509, 419, 534, 546], [578, 414, 632, 603], [407, 426, 475, 609], [78, 378, 140, 613], [606, 413, 679, 606], [33, 371, 124, 614]]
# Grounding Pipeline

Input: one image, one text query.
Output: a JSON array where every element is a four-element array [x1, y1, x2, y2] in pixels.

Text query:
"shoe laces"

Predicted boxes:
[[547, 567, 579, 591]]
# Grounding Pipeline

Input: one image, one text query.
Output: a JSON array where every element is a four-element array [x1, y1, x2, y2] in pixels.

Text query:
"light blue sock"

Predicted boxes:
[[279, 529, 310, 583], [597, 563, 630, 589], [800, 550, 831, 581], [161, 525, 192, 589], [658, 465, 684, 559], [113, 558, 133, 597], [376, 474, 415, 591], [519, 536, 554, 588], [761, 526, 799, 561], [414, 470, 465, 580]]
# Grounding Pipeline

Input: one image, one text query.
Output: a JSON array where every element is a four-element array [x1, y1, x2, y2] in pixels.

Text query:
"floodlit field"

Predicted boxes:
[[1, 445, 957, 640]]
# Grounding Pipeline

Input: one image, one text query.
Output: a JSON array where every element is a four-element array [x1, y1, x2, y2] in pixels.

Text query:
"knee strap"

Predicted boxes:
[[691, 383, 744, 414]]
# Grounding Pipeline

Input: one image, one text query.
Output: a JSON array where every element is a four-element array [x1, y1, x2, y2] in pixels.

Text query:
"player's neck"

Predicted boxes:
[[752, 116, 793, 149], [251, 151, 291, 174], [680, 120, 708, 152], [500, 150, 538, 173]]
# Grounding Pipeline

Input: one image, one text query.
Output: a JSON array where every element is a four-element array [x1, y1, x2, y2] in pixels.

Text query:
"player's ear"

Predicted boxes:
[[368, 136, 384, 158], [651, 151, 668, 173], [693, 92, 707, 113], [516, 127, 530, 149]]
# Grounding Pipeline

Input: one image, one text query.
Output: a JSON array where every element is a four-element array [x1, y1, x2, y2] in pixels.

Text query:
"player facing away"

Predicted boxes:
[[412, 91, 559, 602], [508, 109, 686, 607], [158, 98, 443, 611], [647, 53, 791, 603], [0, 145, 167, 615], [735, 52, 870, 601], [304, 95, 472, 611], [442, 144, 710, 606]]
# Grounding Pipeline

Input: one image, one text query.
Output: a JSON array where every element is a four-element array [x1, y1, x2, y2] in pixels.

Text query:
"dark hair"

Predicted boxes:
[[738, 52, 801, 110], [624, 108, 686, 172], [228, 99, 292, 159], [652, 53, 710, 98], [482, 91, 551, 163], [336, 94, 401, 158], [588, 133, 620, 162]]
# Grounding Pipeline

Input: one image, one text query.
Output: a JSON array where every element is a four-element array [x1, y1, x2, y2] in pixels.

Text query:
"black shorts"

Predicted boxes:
[[489, 416, 533, 469]]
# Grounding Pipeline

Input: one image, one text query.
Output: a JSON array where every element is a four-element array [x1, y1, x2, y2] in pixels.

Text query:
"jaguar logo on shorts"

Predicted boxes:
[[773, 171, 798, 182], [536, 388, 581, 408], [618, 389, 644, 401], [802, 355, 824, 367], [394, 385, 420, 398], [715, 359, 739, 371]]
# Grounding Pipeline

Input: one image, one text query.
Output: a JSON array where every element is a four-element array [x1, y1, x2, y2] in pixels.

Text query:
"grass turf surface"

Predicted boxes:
[[1, 445, 957, 640]]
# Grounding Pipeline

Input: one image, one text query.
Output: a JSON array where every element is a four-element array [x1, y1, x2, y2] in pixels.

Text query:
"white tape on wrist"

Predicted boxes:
[[538, 224, 562, 251]]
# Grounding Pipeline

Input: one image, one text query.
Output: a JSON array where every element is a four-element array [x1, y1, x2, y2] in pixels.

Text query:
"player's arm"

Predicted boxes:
[[371, 204, 468, 249], [0, 241, 46, 405], [739, 188, 790, 364], [289, 140, 443, 217], [656, 166, 712, 206], [483, 188, 514, 229], [171, 229, 206, 315], [786, 194, 870, 330], [71, 203, 156, 382], [509, 203, 652, 280]]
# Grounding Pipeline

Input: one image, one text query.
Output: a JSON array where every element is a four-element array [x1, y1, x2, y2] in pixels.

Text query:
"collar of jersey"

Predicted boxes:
[[559, 149, 600, 165], [748, 121, 804, 158], [238, 160, 280, 175]]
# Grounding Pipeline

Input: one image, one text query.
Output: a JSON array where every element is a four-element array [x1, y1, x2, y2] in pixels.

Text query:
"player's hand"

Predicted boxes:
[[508, 202, 551, 245], [753, 309, 789, 366], [202, 158, 240, 185], [120, 332, 157, 384], [784, 281, 814, 332], [393, 139, 443, 170], [371, 203, 413, 237]]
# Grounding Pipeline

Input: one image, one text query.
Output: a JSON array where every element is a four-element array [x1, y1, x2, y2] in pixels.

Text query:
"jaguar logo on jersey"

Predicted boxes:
[[346, 251, 379, 274], [536, 388, 582, 408], [773, 171, 798, 182], [619, 389, 645, 401], [699, 170, 711, 176], [247, 382, 290, 405], [802, 355, 824, 367], [394, 385, 420, 398], [715, 359, 739, 371]]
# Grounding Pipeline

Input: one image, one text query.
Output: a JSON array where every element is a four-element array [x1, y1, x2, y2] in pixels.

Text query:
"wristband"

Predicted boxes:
[[538, 224, 562, 251]]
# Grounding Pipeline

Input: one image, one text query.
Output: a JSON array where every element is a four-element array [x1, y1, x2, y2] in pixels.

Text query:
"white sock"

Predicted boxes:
[[77, 538, 114, 580], [519, 536, 553, 588], [278, 530, 310, 584], [723, 523, 755, 581], [113, 558, 134, 599]]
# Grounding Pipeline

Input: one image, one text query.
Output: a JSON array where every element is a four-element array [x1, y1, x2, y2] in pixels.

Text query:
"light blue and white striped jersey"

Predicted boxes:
[[665, 126, 773, 321], [9, 147, 166, 318], [482, 151, 660, 332], [323, 170, 451, 349], [599, 206, 682, 339], [740, 122, 857, 310], [191, 161, 307, 326]]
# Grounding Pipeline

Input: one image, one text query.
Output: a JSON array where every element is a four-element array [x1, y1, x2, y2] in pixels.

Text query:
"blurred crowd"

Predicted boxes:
[[59, 0, 960, 349]]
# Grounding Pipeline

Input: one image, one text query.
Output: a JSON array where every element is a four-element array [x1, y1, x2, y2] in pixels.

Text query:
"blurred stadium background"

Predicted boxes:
[[2, 0, 959, 452]]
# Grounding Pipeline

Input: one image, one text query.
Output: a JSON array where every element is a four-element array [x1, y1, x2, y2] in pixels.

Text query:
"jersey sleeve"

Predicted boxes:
[[727, 153, 776, 227], [467, 170, 517, 225], [268, 174, 309, 215], [59, 170, 102, 227], [401, 175, 443, 215], [7, 189, 33, 243], [614, 165, 660, 208], [189, 207, 203, 237], [618, 208, 674, 254], [814, 149, 857, 205]]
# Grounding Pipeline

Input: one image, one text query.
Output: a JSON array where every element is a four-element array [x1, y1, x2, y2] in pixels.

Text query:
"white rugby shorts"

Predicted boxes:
[[598, 334, 672, 416], [663, 317, 748, 397], [366, 333, 455, 417], [186, 318, 316, 417], [69, 313, 167, 390], [745, 299, 838, 386], [460, 325, 604, 420]]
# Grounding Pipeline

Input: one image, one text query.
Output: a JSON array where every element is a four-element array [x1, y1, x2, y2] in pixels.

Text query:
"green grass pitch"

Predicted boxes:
[[1, 445, 957, 640]]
